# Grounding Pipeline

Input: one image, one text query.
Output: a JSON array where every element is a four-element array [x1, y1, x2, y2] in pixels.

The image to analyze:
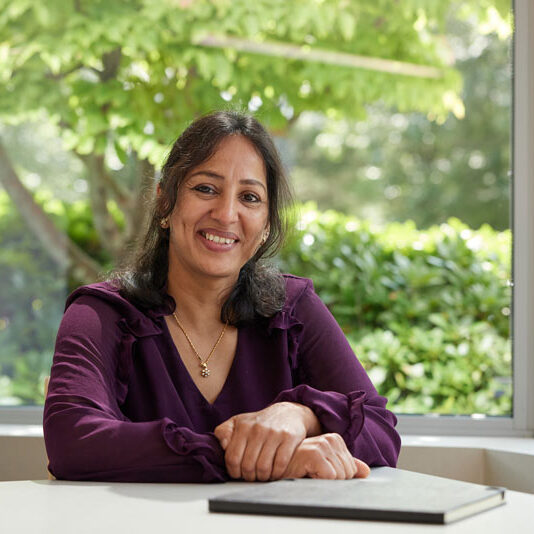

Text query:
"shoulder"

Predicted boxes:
[[266, 274, 320, 333], [280, 274, 315, 313], [66, 281, 133, 316], [64, 282, 162, 337], [66, 281, 124, 306]]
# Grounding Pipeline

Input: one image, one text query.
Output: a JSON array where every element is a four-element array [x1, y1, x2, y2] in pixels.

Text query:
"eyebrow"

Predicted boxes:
[[189, 170, 267, 193]]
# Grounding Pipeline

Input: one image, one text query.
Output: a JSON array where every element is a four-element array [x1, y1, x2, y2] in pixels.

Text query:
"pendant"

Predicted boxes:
[[200, 362, 210, 377]]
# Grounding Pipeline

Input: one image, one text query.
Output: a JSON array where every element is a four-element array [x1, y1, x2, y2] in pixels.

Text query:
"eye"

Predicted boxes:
[[192, 184, 216, 195], [242, 192, 261, 203]]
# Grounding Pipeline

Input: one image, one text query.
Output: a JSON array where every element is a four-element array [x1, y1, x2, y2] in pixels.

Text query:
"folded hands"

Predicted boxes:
[[214, 401, 370, 481]]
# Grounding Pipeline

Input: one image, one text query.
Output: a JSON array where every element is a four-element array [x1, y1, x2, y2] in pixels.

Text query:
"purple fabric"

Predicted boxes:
[[43, 275, 401, 482]]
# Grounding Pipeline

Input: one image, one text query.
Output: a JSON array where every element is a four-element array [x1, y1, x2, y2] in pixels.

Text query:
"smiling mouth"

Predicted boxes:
[[200, 231, 238, 245]]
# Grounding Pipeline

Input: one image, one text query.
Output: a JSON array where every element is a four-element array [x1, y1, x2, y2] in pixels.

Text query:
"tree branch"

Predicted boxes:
[[78, 153, 125, 260], [193, 34, 443, 79], [99, 162, 134, 214], [0, 140, 102, 283], [100, 48, 122, 82], [126, 154, 155, 243], [43, 47, 121, 82], [43, 64, 90, 81]]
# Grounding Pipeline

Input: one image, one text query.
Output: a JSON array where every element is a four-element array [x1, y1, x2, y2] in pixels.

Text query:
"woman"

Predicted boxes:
[[44, 111, 400, 482]]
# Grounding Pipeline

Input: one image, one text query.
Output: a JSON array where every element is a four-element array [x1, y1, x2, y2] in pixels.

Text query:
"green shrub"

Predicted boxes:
[[0, 195, 512, 414], [277, 203, 512, 415]]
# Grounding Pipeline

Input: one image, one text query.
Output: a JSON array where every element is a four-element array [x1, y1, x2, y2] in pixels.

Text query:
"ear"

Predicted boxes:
[[261, 225, 270, 244], [156, 183, 172, 215]]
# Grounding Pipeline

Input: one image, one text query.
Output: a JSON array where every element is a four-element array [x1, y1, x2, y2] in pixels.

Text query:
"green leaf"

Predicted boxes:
[[339, 13, 356, 41]]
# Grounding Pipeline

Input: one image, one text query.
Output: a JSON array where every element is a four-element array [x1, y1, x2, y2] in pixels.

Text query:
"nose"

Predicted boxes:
[[210, 193, 239, 225]]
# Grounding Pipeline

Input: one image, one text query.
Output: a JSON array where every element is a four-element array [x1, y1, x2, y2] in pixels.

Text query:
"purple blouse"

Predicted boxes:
[[43, 275, 401, 482]]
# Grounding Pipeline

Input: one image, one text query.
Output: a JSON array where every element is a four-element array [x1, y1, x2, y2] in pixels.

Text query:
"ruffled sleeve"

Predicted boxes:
[[268, 277, 401, 467], [272, 385, 366, 444], [43, 288, 229, 482]]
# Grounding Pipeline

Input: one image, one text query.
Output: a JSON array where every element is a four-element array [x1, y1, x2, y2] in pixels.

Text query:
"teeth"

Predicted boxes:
[[203, 232, 236, 244]]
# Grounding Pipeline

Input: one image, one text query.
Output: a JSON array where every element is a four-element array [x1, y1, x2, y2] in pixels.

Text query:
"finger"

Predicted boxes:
[[255, 439, 281, 481], [270, 437, 300, 480], [310, 457, 337, 479], [316, 436, 346, 479], [337, 448, 358, 479], [214, 418, 235, 450], [224, 431, 248, 479], [240, 435, 266, 482], [324, 434, 355, 479], [325, 449, 346, 479], [353, 458, 371, 479]]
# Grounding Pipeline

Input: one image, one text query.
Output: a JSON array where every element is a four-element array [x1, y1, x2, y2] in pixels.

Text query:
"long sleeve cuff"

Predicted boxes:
[[162, 419, 229, 482], [271, 384, 366, 445]]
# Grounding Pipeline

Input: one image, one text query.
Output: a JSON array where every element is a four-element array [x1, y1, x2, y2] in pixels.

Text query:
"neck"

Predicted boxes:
[[166, 265, 236, 328]]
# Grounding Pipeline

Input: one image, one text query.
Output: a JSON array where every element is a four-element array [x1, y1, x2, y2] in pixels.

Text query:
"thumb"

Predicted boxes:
[[214, 418, 235, 450], [353, 458, 370, 478]]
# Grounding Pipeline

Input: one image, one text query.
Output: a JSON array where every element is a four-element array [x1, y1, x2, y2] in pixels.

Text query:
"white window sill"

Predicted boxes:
[[0, 424, 44, 437], [398, 435, 534, 494], [401, 435, 534, 456]]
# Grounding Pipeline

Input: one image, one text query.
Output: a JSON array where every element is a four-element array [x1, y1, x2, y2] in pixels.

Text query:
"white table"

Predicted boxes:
[[1, 473, 533, 534]]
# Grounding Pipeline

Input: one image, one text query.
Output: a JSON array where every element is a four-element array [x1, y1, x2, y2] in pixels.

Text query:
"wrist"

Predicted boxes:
[[290, 402, 321, 437]]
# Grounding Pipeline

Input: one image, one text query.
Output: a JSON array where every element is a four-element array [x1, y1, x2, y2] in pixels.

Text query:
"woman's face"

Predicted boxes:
[[167, 135, 269, 284]]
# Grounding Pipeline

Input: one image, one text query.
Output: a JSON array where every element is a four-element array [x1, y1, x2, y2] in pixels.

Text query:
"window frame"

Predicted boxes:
[[1, 0, 533, 436], [397, 0, 534, 437]]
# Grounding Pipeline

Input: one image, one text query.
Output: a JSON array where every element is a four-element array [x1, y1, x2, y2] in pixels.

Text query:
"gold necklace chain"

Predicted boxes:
[[172, 312, 228, 378]]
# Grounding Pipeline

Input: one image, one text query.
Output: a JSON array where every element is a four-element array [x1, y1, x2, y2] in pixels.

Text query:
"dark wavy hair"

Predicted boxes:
[[112, 110, 294, 325]]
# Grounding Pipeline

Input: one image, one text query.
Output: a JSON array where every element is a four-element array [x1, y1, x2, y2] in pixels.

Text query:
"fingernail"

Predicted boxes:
[[221, 438, 228, 449]]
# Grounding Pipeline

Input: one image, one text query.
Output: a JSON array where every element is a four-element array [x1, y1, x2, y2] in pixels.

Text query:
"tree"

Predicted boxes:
[[0, 0, 509, 281], [287, 14, 512, 230]]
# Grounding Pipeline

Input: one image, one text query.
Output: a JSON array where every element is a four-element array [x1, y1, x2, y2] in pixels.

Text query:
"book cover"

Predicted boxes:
[[209, 467, 506, 524]]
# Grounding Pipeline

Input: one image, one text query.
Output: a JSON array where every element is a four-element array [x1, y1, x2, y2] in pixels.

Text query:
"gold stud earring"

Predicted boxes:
[[160, 217, 169, 229]]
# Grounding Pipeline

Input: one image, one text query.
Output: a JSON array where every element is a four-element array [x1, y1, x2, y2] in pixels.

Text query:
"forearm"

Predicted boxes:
[[44, 401, 229, 482], [271, 386, 400, 467]]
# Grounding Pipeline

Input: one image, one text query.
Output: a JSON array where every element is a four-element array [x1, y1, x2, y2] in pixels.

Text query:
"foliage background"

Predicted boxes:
[[0, 194, 512, 415], [288, 16, 511, 230], [0, 0, 512, 414], [278, 205, 511, 414]]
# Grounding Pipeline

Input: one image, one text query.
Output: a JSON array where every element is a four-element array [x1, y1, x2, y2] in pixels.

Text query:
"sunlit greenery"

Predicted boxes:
[[0, 194, 512, 414], [288, 16, 511, 230], [278, 204, 511, 414], [0, 0, 513, 414]]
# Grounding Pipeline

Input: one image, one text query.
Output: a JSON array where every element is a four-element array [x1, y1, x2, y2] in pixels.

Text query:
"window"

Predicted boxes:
[[397, 0, 533, 436], [280, 5, 513, 419], [0, 0, 532, 436]]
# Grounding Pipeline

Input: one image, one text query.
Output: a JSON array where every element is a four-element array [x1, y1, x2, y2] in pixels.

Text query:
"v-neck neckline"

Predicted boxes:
[[161, 316, 242, 408]]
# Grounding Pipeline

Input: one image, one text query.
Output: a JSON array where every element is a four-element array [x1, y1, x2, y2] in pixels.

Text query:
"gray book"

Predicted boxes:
[[209, 467, 506, 524]]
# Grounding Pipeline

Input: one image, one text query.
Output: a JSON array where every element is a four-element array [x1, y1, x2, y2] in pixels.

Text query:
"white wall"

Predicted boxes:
[[2, 431, 533, 495]]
